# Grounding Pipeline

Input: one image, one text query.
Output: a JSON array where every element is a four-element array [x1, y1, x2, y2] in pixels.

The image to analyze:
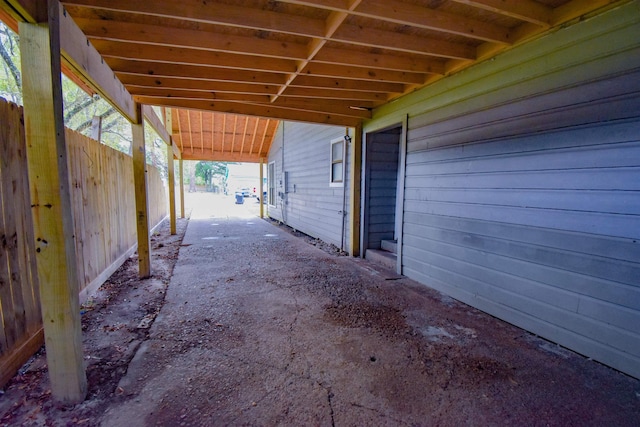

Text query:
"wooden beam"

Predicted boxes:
[[299, 62, 428, 84], [449, 0, 552, 27], [56, 2, 136, 122], [180, 150, 264, 163], [142, 105, 170, 144], [165, 110, 176, 235], [314, 47, 446, 74], [92, 39, 297, 74], [348, 123, 362, 257], [75, 18, 310, 60], [333, 24, 477, 60], [134, 97, 361, 127], [19, 8, 86, 403], [107, 59, 288, 86], [131, 103, 150, 278], [131, 88, 270, 105], [63, 0, 327, 38], [118, 74, 280, 95]]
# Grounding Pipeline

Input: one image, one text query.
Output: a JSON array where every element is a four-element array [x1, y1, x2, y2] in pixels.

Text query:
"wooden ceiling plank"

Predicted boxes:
[[107, 59, 288, 86], [272, 1, 362, 102], [239, 116, 249, 155], [551, 0, 621, 26], [117, 75, 279, 95], [186, 109, 193, 154], [314, 47, 445, 74], [199, 111, 204, 154], [130, 88, 271, 104], [62, 0, 326, 38], [230, 115, 238, 154], [210, 112, 215, 154], [300, 62, 427, 84], [248, 119, 260, 156], [281, 87, 388, 101], [257, 119, 271, 158], [291, 75, 404, 93], [354, 0, 510, 44], [278, 0, 510, 43], [221, 113, 226, 154], [175, 109, 184, 152], [333, 24, 476, 60], [92, 40, 297, 74], [76, 18, 310, 60], [134, 97, 360, 127], [449, 0, 552, 27]]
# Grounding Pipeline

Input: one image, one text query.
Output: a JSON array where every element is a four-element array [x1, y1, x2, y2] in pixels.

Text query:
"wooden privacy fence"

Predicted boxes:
[[0, 98, 168, 387]]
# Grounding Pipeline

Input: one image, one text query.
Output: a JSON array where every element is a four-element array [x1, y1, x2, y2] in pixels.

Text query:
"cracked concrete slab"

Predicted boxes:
[[101, 194, 640, 426]]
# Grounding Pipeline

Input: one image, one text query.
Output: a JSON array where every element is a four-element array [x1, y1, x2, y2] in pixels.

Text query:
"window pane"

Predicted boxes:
[[332, 141, 343, 162], [332, 163, 343, 182]]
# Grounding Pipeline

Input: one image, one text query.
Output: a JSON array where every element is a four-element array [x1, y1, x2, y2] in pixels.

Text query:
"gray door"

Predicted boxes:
[[363, 126, 402, 253]]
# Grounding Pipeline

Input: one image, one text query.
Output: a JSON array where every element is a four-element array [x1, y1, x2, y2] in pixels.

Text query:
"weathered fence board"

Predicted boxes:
[[0, 98, 168, 388]]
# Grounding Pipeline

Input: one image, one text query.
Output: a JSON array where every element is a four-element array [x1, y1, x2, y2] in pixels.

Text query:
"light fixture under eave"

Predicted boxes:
[[349, 106, 372, 111]]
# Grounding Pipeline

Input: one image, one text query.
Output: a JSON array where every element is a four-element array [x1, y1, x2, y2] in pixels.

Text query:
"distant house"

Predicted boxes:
[[266, 3, 640, 380]]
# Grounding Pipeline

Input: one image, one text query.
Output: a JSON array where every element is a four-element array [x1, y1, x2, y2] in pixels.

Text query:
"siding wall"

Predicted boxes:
[[268, 122, 351, 250], [365, 1, 640, 378], [364, 128, 400, 250]]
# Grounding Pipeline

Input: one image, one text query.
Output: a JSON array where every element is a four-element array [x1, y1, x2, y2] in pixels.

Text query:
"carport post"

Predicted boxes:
[[132, 104, 151, 278], [18, 4, 87, 403], [165, 110, 177, 235], [179, 159, 185, 218], [259, 157, 264, 218], [348, 123, 362, 257]]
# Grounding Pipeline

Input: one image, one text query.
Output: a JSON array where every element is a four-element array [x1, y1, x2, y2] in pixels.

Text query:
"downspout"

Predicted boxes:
[[340, 128, 350, 252], [280, 122, 286, 223]]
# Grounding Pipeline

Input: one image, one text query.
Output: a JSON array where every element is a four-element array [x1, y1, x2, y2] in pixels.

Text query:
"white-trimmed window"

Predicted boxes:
[[330, 137, 344, 187], [267, 161, 276, 205]]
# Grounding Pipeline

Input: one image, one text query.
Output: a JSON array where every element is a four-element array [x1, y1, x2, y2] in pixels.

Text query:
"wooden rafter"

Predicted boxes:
[[2, 0, 624, 161]]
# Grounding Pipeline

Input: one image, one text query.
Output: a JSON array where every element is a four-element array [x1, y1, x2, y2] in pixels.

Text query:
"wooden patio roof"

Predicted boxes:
[[170, 110, 279, 162], [1, 0, 626, 161]]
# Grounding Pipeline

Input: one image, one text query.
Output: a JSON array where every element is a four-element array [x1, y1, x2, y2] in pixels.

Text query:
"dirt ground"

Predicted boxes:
[[1, 193, 639, 426], [0, 216, 188, 426]]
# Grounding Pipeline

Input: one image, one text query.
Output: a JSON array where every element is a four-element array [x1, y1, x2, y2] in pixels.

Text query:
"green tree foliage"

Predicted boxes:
[[0, 21, 169, 178], [0, 23, 21, 104], [195, 162, 228, 191]]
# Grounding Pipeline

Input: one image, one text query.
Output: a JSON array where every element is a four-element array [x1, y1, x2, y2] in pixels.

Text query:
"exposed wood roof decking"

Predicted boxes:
[[171, 110, 278, 162], [56, 0, 619, 130]]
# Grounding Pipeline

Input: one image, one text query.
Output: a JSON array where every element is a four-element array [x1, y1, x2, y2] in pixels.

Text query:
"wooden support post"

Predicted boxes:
[[18, 4, 87, 403], [167, 148, 176, 234], [132, 104, 151, 278], [165, 111, 177, 235], [348, 123, 362, 257], [90, 115, 102, 142], [259, 158, 265, 219], [179, 159, 185, 218]]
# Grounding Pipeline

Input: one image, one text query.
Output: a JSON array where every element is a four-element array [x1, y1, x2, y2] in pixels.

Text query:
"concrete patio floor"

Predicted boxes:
[[100, 193, 639, 426]]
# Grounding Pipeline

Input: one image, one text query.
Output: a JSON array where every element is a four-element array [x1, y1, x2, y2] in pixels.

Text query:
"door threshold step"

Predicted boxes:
[[381, 239, 398, 254], [365, 249, 397, 271]]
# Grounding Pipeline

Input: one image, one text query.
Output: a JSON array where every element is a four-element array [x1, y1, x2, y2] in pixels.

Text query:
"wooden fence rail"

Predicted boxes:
[[0, 98, 167, 387]]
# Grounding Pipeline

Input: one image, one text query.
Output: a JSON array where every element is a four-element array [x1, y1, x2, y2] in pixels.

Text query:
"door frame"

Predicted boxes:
[[360, 115, 408, 274]]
